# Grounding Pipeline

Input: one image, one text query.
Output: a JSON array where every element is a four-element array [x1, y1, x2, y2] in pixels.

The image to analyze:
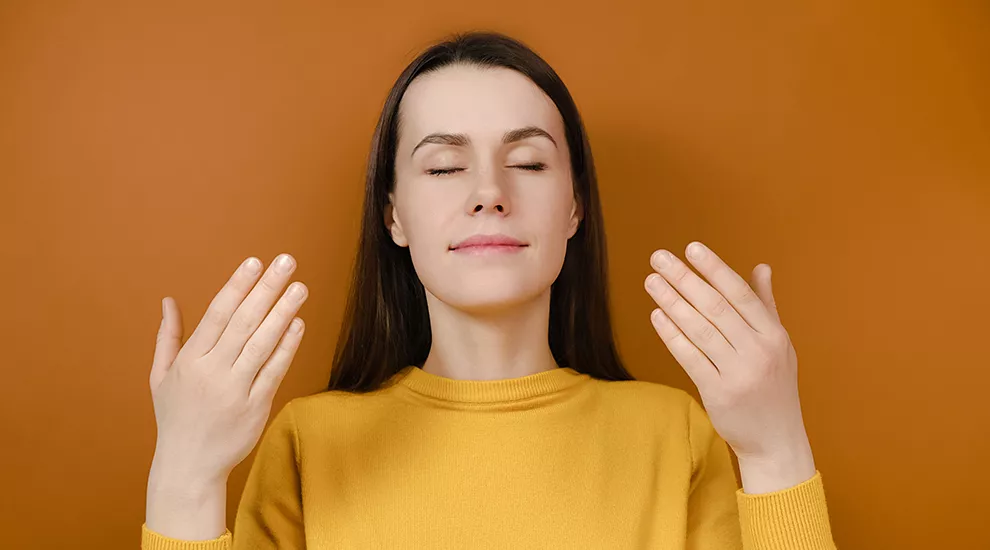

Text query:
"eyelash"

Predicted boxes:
[[426, 163, 547, 176]]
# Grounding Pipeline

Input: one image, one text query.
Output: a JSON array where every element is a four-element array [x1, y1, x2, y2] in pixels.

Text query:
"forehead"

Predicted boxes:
[[398, 64, 564, 141]]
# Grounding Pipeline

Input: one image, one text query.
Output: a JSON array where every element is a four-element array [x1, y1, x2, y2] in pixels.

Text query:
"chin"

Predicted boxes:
[[431, 279, 549, 315]]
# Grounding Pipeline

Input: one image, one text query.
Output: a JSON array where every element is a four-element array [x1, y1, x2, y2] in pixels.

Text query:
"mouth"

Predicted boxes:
[[449, 233, 528, 252], [449, 243, 528, 255]]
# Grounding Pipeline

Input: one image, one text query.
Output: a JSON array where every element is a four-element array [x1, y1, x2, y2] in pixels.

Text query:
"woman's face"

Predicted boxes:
[[387, 63, 582, 314]]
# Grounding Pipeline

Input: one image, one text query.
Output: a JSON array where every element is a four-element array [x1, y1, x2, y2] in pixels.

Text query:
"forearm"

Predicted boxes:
[[736, 436, 817, 494], [145, 466, 228, 541]]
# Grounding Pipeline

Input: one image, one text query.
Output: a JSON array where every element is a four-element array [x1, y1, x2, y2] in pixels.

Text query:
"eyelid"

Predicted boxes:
[[426, 167, 464, 176], [425, 162, 548, 177], [509, 162, 547, 171]]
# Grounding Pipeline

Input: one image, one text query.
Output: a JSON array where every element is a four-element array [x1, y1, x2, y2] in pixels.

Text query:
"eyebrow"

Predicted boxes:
[[410, 125, 558, 158]]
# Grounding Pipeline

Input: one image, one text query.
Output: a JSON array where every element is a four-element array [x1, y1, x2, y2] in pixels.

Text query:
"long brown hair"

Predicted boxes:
[[326, 31, 635, 392]]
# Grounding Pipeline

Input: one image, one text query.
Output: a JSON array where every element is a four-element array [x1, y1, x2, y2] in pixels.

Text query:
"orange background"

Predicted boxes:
[[2, 1, 988, 548]]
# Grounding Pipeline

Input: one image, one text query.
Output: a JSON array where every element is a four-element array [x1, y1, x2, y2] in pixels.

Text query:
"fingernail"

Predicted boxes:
[[687, 242, 706, 261], [161, 298, 166, 318], [243, 257, 262, 275], [652, 250, 671, 269], [651, 308, 664, 324], [646, 273, 661, 289], [288, 282, 306, 299], [275, 254, 295, 274]]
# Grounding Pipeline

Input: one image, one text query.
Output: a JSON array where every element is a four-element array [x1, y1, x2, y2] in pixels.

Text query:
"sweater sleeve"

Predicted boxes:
[[685, 394, 836, 549], [141, 400, 306, 550]]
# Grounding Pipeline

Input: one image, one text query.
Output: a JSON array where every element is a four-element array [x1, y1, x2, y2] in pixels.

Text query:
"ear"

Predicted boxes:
[[384, 193, 409, 247], [566, 194, 584, 239]]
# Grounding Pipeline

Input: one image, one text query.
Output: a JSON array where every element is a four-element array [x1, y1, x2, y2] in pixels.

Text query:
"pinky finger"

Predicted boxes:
[[150, 297, 181, 391], [249, 317, 305, 404], [650, 308, 719, 390]]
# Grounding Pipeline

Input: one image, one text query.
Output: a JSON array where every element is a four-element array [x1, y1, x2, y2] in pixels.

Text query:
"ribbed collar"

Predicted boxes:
[[392, 365, 589, 403]]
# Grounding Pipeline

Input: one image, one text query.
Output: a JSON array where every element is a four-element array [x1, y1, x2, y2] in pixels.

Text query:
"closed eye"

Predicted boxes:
[[511, 163, 547, 172], [425, 163, 547, 177], [426, 167, 465, 176]]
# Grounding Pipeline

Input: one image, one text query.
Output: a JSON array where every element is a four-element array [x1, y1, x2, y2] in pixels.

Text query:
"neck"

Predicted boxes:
[[420, 287, 558, 381]]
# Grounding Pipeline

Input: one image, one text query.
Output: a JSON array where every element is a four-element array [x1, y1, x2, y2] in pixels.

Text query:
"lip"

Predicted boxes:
[[450, 233, 528, 251]]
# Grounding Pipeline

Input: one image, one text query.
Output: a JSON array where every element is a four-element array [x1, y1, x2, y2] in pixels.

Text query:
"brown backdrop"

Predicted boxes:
[[2, 1, 988, 548]]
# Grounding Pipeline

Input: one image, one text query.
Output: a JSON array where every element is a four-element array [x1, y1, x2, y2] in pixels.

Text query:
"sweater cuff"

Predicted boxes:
[[141, 523, 232, 550], [735, 470, 835, 549]]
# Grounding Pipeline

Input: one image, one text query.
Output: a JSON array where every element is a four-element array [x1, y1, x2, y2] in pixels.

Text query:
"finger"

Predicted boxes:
[[183, 257, 264, 358], [231, 280, 308, 383], [150, 296, 183, 390], [645, 269, 737, 367], [208, 254, 297, 366], [752, 264, 781, 324], [248, 317, 305, 404], [650, 249, 755, 348], [650, 307, 720, 389], [678, 241, 779, 335]]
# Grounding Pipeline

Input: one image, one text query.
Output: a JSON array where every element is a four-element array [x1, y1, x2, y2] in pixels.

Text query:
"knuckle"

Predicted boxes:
[[696, 322, 719, 344], [230, 312, 255, 334], [267, 305, 289, 327], [709, 296, 732, 317], [666, 327, 688, 347], [205, 305, 229, 330], [243, 339, 269, 362], [736, 286, 761, 306], [671, 267, 691, 285], [649, 282, 667, 302], [249, 382, 275, 406], [660, 288, 681, 310], [259, 274, 282, 294]]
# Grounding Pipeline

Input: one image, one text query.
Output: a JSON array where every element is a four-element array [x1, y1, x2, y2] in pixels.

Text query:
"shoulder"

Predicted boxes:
[[593, 377, 721, 465], [281, 387, 389, 421], [274, 386, 401, 442], [593, 377, 714, 438], [590, 376, 698, 416]]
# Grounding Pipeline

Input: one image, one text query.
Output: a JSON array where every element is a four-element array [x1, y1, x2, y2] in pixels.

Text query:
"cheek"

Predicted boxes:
[[521, 184, 576, 275], [528, 180, 576, 236], [400, 185, 462, 270]]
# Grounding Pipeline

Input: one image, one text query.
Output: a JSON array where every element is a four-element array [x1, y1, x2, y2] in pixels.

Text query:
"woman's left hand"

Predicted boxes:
[[644, 241, 816, 493]]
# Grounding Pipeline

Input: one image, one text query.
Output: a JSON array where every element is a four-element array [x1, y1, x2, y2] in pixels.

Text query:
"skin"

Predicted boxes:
[[144, 62, 815, 541], [385, 64, 582, 381]]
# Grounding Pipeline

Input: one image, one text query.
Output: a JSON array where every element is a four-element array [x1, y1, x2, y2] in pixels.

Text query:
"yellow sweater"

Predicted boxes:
[[142, 366, 835, 549]]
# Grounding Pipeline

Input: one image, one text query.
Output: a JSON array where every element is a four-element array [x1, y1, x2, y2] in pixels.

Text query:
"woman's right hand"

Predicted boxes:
[[147, 253, 308, 495]]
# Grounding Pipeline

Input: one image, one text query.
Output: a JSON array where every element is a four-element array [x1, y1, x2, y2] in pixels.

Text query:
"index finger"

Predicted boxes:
[[182, 257, 264, 358], [206, 253, 297, 365], [680, 241, 777, 334]]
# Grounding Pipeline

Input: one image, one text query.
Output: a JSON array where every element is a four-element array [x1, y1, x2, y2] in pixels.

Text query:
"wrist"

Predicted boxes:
[[147, 469, 227, 499], [149, 449, 229, 490], [145, 473, 228, 540], [736, 437, 817, 495]]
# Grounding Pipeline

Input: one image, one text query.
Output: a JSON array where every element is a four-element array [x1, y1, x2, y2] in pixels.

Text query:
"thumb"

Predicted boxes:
[[752, 264, 780, 324], [150, 297, 182, 391]]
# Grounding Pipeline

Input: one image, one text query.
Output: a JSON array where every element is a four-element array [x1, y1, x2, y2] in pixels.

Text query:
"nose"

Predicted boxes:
[[467, 165, 511, 216]]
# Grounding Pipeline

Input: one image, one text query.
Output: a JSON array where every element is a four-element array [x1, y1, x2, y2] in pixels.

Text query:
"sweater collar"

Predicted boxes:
[[392, 365, 588, 403]]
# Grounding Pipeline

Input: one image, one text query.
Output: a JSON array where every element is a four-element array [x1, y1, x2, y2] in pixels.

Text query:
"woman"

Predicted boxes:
[[143, 31, 835, 549]]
